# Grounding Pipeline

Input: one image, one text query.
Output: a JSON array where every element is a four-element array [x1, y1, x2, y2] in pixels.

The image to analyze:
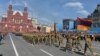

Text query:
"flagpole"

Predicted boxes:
[[53, 15, 57, 33]]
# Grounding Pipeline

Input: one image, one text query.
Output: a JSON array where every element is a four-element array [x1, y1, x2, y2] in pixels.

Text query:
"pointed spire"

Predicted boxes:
[[8, 0, 12, 10], [24, 0, 27, 7], [24, 0, 28, 12]]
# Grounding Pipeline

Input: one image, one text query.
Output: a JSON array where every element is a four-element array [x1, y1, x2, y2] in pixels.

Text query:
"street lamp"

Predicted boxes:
[[5, 24, 8, 32], [12, 26, 15, 32], [26, 25, 29, 32], [5, 24, 8, 27], [19, 26, 22, 32]]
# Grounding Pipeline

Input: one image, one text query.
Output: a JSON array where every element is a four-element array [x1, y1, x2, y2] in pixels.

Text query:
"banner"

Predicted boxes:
[[76, 17, 92, 31], [77, 25, 91, 31]]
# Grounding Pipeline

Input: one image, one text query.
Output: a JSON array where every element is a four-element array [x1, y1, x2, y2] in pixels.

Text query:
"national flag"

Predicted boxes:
[[76, 17, 92, 31]]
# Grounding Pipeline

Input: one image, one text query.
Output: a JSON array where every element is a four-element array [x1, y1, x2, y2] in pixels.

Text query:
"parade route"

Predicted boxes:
[[0, 0, 100, 56], [0, 33, 100, 56]]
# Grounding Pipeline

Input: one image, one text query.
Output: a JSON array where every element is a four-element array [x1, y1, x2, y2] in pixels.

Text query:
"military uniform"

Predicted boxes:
[[57, 33, 64, 47], [72, 35, 77, 51], [45, 33, 49, 45], [65, 34, 73, 51], [76, 35, 82, 51], [84, 35, 94, 56], [32, 34, 36, 45], [48, 33, 52, 46]]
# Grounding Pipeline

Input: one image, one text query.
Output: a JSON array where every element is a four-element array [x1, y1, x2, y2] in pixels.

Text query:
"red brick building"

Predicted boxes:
[[0, 1, 37, 33]]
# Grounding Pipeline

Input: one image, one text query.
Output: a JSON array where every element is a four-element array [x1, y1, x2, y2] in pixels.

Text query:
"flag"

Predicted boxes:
[[76, 17, 92, 31]]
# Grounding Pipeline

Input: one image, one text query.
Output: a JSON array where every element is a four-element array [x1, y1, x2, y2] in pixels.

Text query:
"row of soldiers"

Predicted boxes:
[[22, 32, 64, 47], [22, 32, 96, 56], [64, 33, 95, 56]]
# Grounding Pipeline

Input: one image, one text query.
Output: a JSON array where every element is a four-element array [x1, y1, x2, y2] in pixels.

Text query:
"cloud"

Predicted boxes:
[[52, 12, 59, 17], [64, 2, 84, 10], [77, 10, 89, 16], [64, 2, 89, 16], [38, 17, 53, 25], [13, 0, 25, 6]]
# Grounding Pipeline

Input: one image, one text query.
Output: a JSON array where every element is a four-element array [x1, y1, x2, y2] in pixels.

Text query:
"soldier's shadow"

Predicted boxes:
[[54, 44, 59, 47], [60, 47, 85, 55], [74, 51, 84, 55], [59, 47, 67, 52], [0, 43, 5, 45], [0, 54, 3, 56]]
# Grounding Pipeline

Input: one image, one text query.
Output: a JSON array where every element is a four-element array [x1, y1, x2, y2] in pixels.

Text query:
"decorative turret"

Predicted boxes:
[[24, 0, 28, 12], [23, 0, 28, 19], [7, 0, 13, 19], [8, 0, 12, 11]]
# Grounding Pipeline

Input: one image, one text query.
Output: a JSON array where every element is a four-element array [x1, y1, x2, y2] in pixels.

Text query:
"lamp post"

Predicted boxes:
[[5, 24, 8, 32], [12, 26, 15, 32], [19, 26, 22, 32], [53, 13, 58, 33], [54, 22, 56, 33], [26, 25, 29, 32], [53, 14, 57, 39]]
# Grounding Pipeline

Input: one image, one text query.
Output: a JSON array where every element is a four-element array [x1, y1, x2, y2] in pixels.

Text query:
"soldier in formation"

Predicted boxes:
[[84, 35, 95, 56], [0, 33, 3, 45], [22, 32, 96, 56]]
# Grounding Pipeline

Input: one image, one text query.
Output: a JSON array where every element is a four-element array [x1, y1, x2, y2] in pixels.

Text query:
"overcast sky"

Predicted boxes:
[[0, 0, 100, 30]]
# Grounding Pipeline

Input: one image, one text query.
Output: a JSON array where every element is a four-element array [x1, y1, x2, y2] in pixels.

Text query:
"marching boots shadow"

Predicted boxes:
[[59, 47, 67, 52], [0, 54, 3, 56], [0, 43, 5, 45], [60, 47, 84, 55], [74, 51, 84, 55]]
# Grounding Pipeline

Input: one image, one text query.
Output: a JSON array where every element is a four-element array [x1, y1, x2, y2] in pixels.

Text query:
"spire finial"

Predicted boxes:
[[24, 0, 27, 7]]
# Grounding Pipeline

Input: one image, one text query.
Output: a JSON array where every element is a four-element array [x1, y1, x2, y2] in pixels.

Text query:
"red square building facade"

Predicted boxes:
[[0, 2, 37, 33]]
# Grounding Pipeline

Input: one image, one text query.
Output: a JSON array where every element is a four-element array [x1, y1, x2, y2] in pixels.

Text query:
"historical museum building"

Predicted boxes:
[[0, 1, 37, 33]]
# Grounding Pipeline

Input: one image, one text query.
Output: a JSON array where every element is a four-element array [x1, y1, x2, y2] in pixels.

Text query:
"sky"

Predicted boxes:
[[0, 0, 100, 30]]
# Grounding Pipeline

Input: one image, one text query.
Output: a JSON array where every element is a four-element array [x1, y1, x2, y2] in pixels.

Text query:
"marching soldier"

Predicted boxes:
[[65, 34, 73, 52], [57, 33, 64, 48], [42, 33, 46, 44], [65, 34, 69, 50], [45, 33, 49, 45], [75, 34, 83, 52], [54, 33, 57, 44], [43, 33, 47, 44], [84, 35, 94, 56], [37, 33, 41, 44], [49, 33, 52, 46], [32, 34, 36, 45], [72, 34, 77, 51], [34, 33, 38, 44], [51, 33, 55, 46]]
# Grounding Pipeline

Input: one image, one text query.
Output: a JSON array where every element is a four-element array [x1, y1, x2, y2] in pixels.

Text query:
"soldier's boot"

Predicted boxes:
[[58, 41, 61, 48], [42, 38, 44, 44], [49, 40, 51, 46], [38, 39, 40, 44], [44, 38, 47, 45], [84, 44, 87, 56], [88, 46, 94, 56], [32, 38, 35, 45]]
